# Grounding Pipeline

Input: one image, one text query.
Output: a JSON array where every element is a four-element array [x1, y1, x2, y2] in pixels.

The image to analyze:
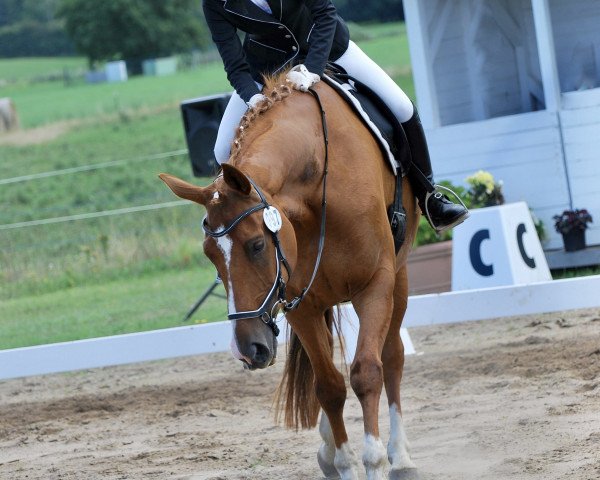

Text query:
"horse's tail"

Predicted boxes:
[[275, 308, 344, 430]]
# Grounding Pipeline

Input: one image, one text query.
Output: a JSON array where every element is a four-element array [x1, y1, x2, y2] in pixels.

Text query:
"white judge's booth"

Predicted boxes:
[[403, 0, 600, 253]]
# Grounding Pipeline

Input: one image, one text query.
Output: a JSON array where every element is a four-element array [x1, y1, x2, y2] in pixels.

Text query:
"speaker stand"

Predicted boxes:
[[183, 274, 226, 322]]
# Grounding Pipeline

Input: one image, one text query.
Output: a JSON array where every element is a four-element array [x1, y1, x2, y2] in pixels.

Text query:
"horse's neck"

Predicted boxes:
[[233, 92, 328, 220], [236, 139, 320, 200]]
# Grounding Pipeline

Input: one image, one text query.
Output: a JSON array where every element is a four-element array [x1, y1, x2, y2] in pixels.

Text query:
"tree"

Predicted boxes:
[[0, 0, 62, 26], [0, 0, 73, 57], [58, 0, 208, 67]]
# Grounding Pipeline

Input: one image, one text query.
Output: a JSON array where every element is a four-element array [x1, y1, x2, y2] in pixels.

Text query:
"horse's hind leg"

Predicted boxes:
[[382, 266, 419, 480], [351, 267, 397, 480]]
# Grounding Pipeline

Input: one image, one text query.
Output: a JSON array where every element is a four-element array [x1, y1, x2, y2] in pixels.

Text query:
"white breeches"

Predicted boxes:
[[213, 81, 263, 165], [213, 40, 414, 164], [335, 40, 414, 122]]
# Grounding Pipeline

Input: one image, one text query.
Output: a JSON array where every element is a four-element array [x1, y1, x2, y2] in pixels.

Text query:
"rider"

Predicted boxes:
[[202, 0, 469, 232]]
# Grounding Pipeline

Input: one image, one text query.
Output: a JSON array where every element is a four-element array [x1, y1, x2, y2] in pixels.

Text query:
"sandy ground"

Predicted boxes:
[[1, 308, 599, 480]]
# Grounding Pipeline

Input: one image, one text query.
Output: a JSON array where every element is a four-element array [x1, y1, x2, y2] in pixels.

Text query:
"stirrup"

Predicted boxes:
[[424, 184, 469, 234]]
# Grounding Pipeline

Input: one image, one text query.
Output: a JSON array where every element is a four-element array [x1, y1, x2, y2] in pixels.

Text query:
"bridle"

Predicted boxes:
[[202, 88, 329, 337]]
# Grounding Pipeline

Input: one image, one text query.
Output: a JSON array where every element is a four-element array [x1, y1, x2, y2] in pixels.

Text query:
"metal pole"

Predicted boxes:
[[182, 275, 225, 322]]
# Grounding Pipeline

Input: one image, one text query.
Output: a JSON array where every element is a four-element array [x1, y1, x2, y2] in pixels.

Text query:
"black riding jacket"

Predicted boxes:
[[202, 0, 350, 102]]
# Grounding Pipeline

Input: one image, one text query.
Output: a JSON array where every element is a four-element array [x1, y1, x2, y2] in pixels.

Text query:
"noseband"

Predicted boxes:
[[202, 88, 329, 337]]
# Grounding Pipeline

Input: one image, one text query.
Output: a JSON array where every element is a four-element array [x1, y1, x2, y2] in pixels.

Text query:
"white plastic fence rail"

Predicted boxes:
[[1, 276, 599, 381], [0, 200, 190, 231]]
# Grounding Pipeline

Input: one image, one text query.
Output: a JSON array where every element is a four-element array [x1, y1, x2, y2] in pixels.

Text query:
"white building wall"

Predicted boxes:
[[405, 0, 599, 250], [428, 2, 472, 125], [427, 110, 570, 249], [560, 90, 600, 246]]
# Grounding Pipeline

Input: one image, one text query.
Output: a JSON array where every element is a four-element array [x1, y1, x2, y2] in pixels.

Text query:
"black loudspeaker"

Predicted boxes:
[[180, 93, 232, 177]]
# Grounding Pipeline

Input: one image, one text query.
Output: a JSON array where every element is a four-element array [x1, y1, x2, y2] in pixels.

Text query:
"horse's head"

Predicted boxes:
[[159, 165, 297, 370]]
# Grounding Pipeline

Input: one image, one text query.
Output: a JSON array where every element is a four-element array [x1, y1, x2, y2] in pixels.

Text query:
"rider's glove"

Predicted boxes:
[[247, 93, 266, 109], [286, 64, 320, 92]]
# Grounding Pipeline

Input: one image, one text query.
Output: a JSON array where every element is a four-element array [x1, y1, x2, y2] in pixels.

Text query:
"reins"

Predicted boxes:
[[202, 87, 329, 336], [284, 87, 329, 311]]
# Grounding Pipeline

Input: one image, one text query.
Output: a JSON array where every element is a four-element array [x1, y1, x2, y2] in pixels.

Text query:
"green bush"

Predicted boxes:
[[0, 21, 74, 57], [414, 174, 548, 247]]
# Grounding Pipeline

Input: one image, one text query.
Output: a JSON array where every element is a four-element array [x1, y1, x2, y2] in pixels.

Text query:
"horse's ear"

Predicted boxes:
[[222, 164, 252, 195], [158, 173, 211, 205]]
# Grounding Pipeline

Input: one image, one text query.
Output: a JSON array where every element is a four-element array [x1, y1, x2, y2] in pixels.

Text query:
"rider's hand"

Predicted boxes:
[[247, 93, 266, 109], [286, 64, 320, 92]]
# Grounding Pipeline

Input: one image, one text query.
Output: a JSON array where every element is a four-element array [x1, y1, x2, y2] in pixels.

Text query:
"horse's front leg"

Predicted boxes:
[[287, 310, 360, 480], [351, 267, 396, 480], [317, 409, 360, 480]]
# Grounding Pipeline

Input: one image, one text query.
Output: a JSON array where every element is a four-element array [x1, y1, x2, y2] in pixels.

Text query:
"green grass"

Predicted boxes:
[[0, 107, 188, 184], [0, 22, 413, 347], [2, 23, 412, 128], [0, 56, 87, 84], [1, 204, 211, 298], [0, 266, 227, 350], [0, 108, 214, 300], [359, 22, 409, 38], [3, 62, 230, 128]]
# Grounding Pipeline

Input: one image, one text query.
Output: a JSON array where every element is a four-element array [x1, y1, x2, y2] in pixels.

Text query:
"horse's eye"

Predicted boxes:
[[252, 239, 265, 254], [246, 237, 266, 258]]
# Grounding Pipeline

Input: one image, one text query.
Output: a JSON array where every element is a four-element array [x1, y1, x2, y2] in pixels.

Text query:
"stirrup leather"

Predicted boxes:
[[424, 184, 469, 234]]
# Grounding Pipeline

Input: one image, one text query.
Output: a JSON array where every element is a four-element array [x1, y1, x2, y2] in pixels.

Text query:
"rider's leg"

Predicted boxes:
[[401, 108, 470, 232], [214, 91, 248, 164], [214, 83, 263, 165], [333, 41, 468, 231], [214, 92, 248, 165]]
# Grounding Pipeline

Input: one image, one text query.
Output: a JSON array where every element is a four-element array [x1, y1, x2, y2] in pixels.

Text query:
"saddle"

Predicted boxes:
[[323, 66, 409, 253]]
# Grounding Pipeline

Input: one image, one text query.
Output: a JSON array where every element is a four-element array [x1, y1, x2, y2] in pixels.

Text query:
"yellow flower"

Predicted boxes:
[[466, 170, 496, 194]]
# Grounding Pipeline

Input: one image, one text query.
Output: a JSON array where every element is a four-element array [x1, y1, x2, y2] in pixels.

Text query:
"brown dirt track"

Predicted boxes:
[[1, 308, 599, 479]]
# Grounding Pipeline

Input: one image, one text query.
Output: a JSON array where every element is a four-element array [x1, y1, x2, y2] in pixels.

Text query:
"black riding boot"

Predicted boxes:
[[402, 108, 469, 232]]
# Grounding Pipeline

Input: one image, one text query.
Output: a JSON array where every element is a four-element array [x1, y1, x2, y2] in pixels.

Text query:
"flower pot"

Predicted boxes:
[[562, 229, 586, 252], [407, 240, 452, 295]]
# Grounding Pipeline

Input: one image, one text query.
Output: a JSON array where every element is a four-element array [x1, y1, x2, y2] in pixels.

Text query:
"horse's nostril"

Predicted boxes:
[[252, 343, 271, 365]]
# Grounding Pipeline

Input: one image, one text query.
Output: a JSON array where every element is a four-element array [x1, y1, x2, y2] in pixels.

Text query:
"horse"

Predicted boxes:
[[159, 72, 420, 480]]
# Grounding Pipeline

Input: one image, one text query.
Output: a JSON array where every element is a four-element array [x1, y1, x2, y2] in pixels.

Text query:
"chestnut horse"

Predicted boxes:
[[160, 73, 420, 479]]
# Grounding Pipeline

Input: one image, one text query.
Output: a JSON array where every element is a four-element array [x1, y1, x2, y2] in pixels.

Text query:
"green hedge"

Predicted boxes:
[[0, 21, 74, 57]]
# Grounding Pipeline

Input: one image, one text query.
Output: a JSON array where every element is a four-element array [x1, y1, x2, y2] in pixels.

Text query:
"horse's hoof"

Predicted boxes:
[[389, 468, 420, 480], [317, 449, 340, 479]]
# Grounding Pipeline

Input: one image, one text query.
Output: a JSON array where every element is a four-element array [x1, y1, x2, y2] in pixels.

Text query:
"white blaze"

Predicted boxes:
[[215, 231, 236, 314], [215, 231, 244, 361]]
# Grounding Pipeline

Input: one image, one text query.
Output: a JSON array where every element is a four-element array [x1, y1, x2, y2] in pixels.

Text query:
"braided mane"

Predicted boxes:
[[229, 71, 293, 162]]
